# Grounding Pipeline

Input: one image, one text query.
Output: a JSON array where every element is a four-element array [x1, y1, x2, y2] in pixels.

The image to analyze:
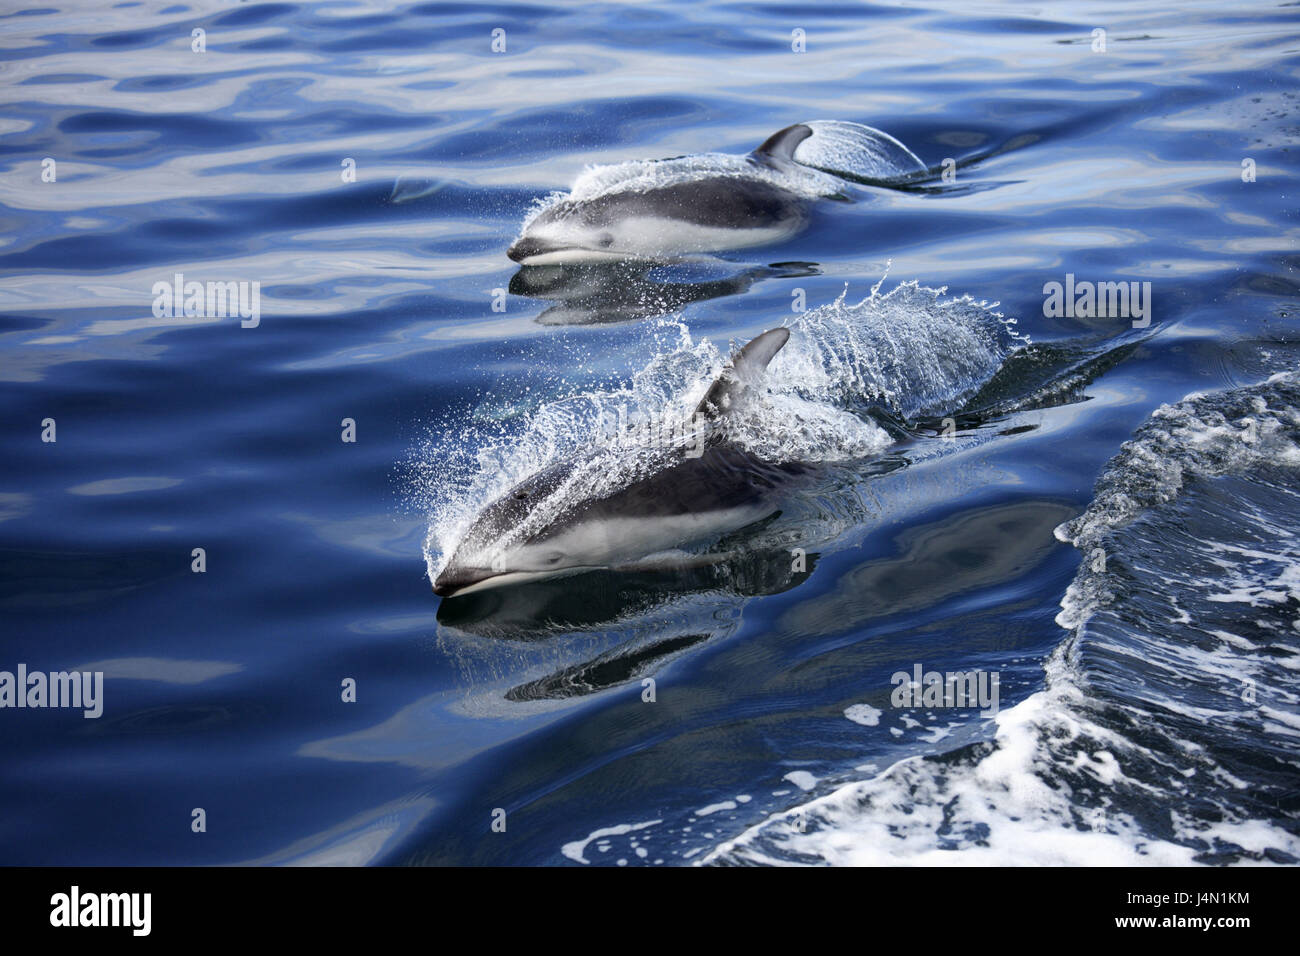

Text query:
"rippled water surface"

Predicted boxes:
[[1, 0, 1297, 865]]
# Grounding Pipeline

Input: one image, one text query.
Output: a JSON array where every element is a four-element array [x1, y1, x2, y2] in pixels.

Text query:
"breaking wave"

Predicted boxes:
[[704, 371, 1300, 865]]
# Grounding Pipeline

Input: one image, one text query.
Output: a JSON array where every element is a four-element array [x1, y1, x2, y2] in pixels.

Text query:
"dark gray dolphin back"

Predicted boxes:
[[695, 327, 790, 419], [575, 178, 805, 230]]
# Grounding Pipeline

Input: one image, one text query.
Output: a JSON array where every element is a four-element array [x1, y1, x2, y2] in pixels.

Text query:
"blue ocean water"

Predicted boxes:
[[0, 0, 1297, 865]]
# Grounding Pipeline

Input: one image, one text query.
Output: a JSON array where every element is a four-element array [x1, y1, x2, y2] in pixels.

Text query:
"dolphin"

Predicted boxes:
[[506, 121, 927, 265], [433, 327, 810, 598]]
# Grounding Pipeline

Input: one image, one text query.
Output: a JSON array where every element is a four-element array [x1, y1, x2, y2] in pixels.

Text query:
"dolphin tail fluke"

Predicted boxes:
[[695, 328, 790, 419], [776, 120, 928, 185]]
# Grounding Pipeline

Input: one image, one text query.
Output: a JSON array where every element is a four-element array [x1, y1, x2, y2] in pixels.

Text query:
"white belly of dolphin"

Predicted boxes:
[[447, 567, 601, 597], [516, 218, 799, 266], [516, 248, 631, 266], [454, 505, 772, 596], [553, 507, 771, 565]]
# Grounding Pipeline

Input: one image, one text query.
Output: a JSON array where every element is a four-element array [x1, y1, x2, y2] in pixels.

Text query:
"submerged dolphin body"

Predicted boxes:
[[506, 121, 927, 265], [433, 328, 807, 598]]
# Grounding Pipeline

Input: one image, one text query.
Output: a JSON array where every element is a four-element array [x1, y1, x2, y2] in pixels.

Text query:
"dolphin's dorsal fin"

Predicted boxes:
[[695, 328, 790, 419], [753, 124, 814, 166]]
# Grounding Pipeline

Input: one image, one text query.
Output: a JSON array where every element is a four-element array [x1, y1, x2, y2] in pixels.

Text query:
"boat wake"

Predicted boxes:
[[704, 371, 1300, 865]]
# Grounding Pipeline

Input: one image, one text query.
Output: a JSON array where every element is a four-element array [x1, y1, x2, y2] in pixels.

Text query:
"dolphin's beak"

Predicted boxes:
[[507, 237, 551, 263], [432, 566, 496, 598]]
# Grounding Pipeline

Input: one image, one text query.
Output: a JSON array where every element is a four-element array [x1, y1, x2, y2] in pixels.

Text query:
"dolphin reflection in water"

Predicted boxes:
[[509, 259, 821, 326]]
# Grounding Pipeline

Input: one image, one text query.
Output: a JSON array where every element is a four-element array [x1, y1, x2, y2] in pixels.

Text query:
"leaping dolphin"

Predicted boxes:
[[506, 121, 927, 265], [433, 328, 809, 598]]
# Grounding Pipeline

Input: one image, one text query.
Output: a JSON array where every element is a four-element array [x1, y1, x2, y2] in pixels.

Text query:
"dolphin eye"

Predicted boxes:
[[545, 552, 564, 565], [513, 490, 529, 500], [598, 233, 614, 248]]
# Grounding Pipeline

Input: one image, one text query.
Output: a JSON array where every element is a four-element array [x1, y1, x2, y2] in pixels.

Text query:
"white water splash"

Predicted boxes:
[[793, 120, 928, 182], [1056, 370, 1300, 558]]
